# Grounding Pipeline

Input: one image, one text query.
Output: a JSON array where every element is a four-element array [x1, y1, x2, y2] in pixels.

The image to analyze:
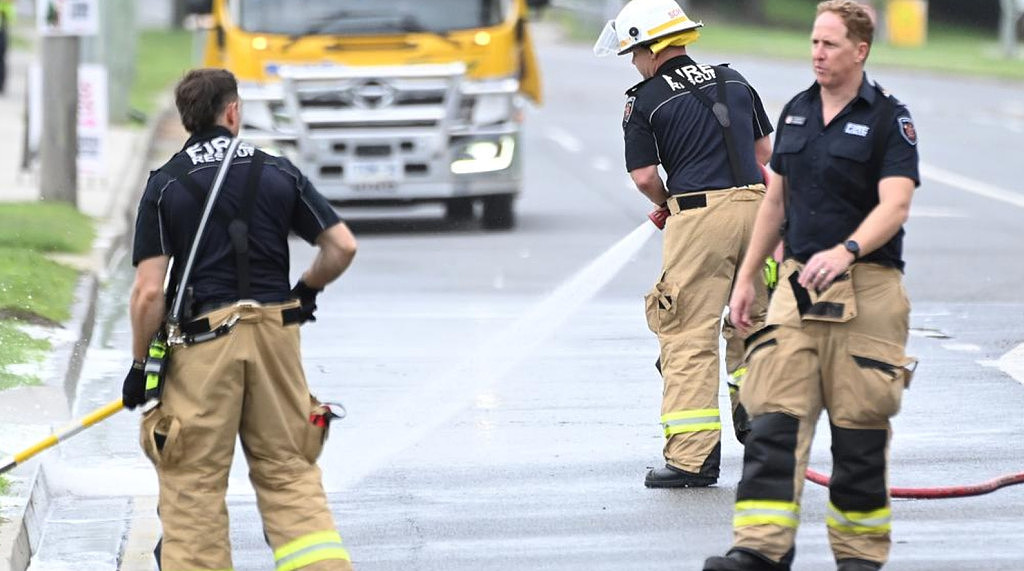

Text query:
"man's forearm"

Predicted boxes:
[[130, 290, 166, 361], [630, 165, 669, 206], [843, 192, 909, 257], [300, 223, 358, 290]]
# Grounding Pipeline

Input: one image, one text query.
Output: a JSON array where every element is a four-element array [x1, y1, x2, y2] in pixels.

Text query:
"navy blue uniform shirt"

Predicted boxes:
[[770, 75, 920, 270], [622, 55, 773, 194], [132, 126, 342, 308]]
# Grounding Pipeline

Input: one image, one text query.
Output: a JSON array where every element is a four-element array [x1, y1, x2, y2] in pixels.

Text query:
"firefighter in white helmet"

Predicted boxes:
[[596, 0, 774, 488]]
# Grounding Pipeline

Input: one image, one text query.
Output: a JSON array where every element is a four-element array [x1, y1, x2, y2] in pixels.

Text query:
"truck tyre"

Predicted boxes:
[[445, 198, 475, 222], [482, 194, 515, 230]]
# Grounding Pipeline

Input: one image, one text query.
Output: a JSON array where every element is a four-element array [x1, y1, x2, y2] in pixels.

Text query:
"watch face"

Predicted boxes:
[[845, 240, 860, 256]]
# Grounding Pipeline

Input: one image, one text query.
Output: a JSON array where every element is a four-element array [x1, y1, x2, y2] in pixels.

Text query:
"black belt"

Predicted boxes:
[[181, 303, 304, 344], [669, 193, 708, 212]]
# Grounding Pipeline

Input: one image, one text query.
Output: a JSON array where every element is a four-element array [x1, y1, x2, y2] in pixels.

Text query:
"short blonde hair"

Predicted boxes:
[[817, 0, 875, 48]]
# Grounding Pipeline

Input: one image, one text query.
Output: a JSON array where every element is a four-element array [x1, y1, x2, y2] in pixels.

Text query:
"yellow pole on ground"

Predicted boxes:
[[0, 399, 125, 475]]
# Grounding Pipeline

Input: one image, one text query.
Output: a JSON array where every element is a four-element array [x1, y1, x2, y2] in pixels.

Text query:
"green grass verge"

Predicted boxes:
[[0, 474, 9, 495], [0, 248, 80, 324], [130, 28, 194, 117], [0, 321, 48, 390], [0, 203, 93, 391], [0, 202, 95, 253], [549, 8, 1024, 81]]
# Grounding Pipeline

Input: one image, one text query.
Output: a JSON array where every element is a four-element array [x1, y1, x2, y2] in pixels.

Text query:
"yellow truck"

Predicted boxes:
[[186, 0, 548, 230]]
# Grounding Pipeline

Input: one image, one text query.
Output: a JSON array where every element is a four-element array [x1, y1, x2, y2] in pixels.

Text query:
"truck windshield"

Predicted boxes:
[[238, 0, 508, 36]]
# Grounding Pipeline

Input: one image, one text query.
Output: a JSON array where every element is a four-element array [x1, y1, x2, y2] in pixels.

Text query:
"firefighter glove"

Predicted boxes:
[[291, 279, 322, 324], [122, 361, 147, 410], [648, 203, 669, 230]]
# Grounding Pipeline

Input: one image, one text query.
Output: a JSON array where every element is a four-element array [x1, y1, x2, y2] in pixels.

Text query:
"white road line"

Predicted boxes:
[[909, 206, 967, 218], [942, 342, 981, 353], [994, 342, 1024, 386], [544, 127, 583, 154], [921, 163, 1024, 209]]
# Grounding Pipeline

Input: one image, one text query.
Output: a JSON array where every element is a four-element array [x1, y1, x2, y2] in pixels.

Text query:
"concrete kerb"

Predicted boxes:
[[0, 104, 172, 571]]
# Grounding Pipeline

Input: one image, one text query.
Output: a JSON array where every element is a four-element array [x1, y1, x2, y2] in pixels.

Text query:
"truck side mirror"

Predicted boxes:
[[186, 0, 213, 15]]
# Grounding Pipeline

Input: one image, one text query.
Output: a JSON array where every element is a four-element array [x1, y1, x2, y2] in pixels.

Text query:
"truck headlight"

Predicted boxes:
[[459, 78, 519, 126], [451, 136, 515, 174]]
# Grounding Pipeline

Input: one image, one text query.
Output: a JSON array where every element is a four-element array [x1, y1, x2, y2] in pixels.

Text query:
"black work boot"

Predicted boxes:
[[703, 548, 790, 571], [644, 464, 716, 488], [836, 558, 882, 571]]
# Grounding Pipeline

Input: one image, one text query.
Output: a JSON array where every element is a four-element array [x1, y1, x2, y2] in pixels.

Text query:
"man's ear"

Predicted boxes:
[[224, 99, 241, 133]]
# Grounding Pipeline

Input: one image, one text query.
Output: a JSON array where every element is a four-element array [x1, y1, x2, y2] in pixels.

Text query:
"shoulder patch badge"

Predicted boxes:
[[623, 96, 636, 124], [898, 116, 917, 146]]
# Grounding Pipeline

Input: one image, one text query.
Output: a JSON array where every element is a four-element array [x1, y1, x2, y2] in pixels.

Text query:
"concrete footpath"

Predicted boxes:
[[0, 40, 166, 571]]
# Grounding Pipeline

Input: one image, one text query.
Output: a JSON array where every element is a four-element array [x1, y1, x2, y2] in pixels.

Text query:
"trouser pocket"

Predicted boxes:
[[301, 396, 346, 463], [644, 280, 682, 335], [140, 408, 183, 468], [834, 332, 916, 425]]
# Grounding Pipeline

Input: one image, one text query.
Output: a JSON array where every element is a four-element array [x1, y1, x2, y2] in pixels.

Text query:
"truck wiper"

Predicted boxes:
[[281, 10, 460, 52], [282, 9, 363, 52], [394, 14, 462, 49]]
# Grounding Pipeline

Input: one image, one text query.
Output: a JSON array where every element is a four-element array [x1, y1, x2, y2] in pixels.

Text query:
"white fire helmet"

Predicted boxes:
[[593, 0, 703, 57]]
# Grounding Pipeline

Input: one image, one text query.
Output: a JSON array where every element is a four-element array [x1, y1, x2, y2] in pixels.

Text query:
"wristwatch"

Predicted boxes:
[[843, 239, 860, 260]]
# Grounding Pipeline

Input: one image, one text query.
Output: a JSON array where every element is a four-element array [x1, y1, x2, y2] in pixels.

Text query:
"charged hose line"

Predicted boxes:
[[806, 468, 1024, 499], [0, 399, 124, 475]]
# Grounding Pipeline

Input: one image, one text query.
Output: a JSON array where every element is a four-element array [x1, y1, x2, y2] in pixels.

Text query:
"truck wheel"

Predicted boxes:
[[482, 194, 515, 230], [445, 198, 475, 222]]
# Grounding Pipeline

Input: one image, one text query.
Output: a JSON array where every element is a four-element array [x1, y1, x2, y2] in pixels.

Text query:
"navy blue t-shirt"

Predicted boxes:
[[622, 55, 773, 193], [132, 127, 341, 308]]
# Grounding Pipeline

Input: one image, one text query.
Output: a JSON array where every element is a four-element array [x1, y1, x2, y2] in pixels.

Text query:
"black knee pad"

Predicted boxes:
[[830, 424, 887, 509], [737, 412, 799, 501]]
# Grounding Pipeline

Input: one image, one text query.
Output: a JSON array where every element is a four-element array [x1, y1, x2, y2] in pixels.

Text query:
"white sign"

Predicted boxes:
[[37, 0, 99, 36], [26, 63, 108, 175], [77, 64, 108, 175]]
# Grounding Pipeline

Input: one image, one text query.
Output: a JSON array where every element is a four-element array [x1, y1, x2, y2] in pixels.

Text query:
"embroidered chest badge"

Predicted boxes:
[[623, 96, 636, 123], [898, 116, 918, 146], [844, 122, 870, 137], [785, 115, 806, 126]]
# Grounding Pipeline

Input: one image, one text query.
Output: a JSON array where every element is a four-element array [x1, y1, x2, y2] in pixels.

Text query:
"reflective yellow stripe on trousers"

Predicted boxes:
[[734, 500, 800, 528], [661, 408, 721, 437], [826, 502, 892, 534], [275, 530, 351, 571], [727, 367, 747, 393]]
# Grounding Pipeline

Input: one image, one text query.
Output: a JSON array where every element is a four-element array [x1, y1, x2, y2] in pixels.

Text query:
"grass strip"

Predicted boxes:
[[0, 202, 94, 254], [550, 9, 1024, 81], [130, 28, 195, 117], [0, 321, 48, 390], [0, 248, 80, 324]]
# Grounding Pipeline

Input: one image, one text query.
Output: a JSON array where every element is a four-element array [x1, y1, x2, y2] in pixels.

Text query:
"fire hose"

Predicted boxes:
[[806, 468, 1024, 499], [0, 399, 124, 475]]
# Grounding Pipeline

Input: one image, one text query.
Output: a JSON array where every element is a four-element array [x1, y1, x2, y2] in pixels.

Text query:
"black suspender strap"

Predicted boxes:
[[228, 152, 265, 299], [158, 162, 233, 228], [674, 67, 744, 187]]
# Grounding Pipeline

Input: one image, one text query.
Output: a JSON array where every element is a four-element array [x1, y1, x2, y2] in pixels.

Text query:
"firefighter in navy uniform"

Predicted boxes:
[[124, 68, 358, 570], [706, 2, 920, 570], [594, 0, 774, 488]]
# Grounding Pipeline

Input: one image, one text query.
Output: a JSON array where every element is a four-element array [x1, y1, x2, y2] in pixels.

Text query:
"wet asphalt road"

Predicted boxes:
[[27, 23, 1024, 571]]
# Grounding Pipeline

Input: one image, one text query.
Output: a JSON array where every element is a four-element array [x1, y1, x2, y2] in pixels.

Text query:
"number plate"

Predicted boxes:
[[349, 161, 400, 185]]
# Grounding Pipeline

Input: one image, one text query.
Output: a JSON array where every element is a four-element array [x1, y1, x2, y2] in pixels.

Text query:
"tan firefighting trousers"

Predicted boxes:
[[644, 186, 768, 474], [733, 260, 915, 565], [140, 301, 352, 571]]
